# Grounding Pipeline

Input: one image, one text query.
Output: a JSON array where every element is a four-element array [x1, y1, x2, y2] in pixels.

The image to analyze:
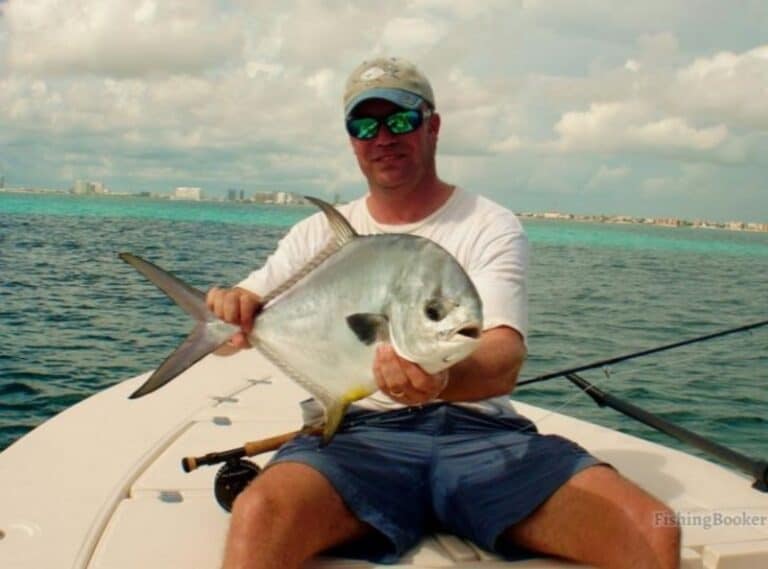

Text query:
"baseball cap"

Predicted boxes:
[[343, 57, 435, 117]]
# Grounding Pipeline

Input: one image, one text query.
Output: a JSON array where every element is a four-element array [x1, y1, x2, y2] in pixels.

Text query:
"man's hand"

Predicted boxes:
[[373, 343, 449, 405], [206, 287, 262, 352]]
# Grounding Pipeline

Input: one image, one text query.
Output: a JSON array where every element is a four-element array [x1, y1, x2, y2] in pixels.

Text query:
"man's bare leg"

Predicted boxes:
[[503, 465, 681, 569], [222, 462, 371, 569]]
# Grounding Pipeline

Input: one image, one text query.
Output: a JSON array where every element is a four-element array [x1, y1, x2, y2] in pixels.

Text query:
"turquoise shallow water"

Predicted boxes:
[[1, 192, 766, 470]]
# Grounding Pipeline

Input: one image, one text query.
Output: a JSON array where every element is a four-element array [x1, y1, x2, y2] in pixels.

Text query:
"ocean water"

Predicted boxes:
[[1, 192, 766, 472]]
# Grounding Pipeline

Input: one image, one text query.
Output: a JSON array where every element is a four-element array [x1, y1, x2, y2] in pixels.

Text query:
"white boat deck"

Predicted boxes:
[[1, 350, 767, 568]]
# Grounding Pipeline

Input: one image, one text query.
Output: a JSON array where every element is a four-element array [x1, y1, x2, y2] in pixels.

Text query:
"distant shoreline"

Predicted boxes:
[[1, 187, 766, 233], [517, 212, 768, 234]]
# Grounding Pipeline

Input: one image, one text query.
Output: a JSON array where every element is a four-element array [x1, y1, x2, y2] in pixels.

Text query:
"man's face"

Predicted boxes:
[[348, 98, 439, 192]]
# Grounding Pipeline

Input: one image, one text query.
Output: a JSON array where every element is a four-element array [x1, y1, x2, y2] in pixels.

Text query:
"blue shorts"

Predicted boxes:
[[269, 402, 602, 563]]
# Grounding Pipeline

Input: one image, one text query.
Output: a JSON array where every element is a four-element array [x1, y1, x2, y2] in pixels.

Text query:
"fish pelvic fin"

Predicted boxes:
[[321, 399, 350, 446], [119, 252, 239, 398], [303, 196, 358, 246], [319, 386, 375, 446]]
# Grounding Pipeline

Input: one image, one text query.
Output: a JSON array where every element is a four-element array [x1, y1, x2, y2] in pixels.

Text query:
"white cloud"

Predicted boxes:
[[133, 0, 156, 24], [246, 62, 284, 80], [674, 44, 768, 128], [379, 17, 445, 52], [587, 165, 630, 189], [490, 135, 522, 153], [4, 0, 242, 76], [0, 0, 766, 222], [629, 118, 726, 150], [305, 68, 338, 102], [553, 101, 728, 156]]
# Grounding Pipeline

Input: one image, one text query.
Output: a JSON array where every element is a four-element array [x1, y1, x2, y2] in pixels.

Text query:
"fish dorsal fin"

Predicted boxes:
[[304, 196, 358, 246], [259, 196, 357, 305], [259, 239, 339, 305]]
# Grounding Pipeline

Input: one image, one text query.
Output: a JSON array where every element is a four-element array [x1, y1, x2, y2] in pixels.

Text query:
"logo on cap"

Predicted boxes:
[[360, 67, 387, 81]]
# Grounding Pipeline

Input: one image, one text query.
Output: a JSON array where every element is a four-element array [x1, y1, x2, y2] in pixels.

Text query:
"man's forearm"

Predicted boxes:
[[439, 326, 526, 402]]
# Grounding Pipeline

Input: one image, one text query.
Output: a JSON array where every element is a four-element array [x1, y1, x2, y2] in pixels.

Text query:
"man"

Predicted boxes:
[[208, 57, 680, 569]]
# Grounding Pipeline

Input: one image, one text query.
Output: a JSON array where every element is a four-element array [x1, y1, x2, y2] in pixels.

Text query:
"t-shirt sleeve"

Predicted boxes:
[[468, 217, 529, 343], [236, 213, 331, 297]]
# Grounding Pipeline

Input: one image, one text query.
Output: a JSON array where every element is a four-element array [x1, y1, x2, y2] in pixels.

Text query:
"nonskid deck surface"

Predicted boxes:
[[0, 350, 766, 568]]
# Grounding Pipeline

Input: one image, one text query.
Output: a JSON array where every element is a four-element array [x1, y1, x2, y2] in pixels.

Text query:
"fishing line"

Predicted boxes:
[[511, 366, 626, 436], [517, 326, 768, 440]]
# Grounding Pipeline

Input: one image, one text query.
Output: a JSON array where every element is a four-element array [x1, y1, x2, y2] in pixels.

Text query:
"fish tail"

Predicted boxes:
[[119, 252, 239, 398]]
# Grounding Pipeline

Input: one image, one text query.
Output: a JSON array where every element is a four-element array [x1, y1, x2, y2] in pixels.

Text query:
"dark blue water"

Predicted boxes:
[[1, 193, 766, 468]]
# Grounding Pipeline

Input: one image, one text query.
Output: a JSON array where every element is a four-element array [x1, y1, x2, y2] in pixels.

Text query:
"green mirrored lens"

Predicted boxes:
[[386, 110, 421, 134], [348, 117, 379, 140], [346, 109, 424, 140]]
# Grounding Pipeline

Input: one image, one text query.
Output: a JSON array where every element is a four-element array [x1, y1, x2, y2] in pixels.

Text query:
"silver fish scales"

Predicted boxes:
[[120, 197, 483, 442]]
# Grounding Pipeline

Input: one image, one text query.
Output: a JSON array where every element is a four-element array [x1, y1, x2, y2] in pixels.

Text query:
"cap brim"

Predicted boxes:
[[345, 88, 425, 117]]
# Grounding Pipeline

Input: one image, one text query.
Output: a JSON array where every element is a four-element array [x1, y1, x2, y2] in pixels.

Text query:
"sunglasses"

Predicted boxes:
[[346, 108, 432, 140]]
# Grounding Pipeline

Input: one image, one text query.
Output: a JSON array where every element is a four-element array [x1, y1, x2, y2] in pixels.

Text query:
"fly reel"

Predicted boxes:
[[214, 459, 261, 512], [181, 425, 323, 512]]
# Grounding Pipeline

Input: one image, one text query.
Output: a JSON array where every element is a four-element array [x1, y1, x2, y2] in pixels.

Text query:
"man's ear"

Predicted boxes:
[[429, 112, 441, 136], [429, 113, 440, 134]]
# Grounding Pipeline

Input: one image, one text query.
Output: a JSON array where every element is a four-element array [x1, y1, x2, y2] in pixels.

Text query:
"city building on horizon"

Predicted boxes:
[[227, 188, 246, 201], [251, 191, 306, 205], [71, 179, 107, 195], [172, 186, 203, 201]]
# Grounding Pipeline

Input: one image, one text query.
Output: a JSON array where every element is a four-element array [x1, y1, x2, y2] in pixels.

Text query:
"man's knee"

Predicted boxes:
[[507, 465, 681, 568], [230, 484, 287, 533], [637, 502, 681, 568], [600, 471, 681, 568]]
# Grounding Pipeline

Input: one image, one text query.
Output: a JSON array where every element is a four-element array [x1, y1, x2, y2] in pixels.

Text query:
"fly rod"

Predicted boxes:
[[182, 425, 322, 472], [518, 318, 768, 387], [565, 372, 768, 492]]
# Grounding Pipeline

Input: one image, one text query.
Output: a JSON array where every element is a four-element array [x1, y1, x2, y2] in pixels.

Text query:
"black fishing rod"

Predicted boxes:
[[518, 318, 768, 387], [565, 372, 768, 492]]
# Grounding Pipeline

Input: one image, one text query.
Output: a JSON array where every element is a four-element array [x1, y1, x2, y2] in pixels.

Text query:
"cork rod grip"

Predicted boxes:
[[181, 426, 322, 473]]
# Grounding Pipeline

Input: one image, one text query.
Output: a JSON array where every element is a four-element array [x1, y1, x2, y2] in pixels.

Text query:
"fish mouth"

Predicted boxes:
[[439, 323, 482, 342], [455, 325, 481, 339]]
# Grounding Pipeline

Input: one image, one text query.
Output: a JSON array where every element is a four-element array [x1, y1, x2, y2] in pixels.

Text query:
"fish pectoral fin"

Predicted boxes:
[[346, 313, 389, 345], [321, 399, 351, 446]]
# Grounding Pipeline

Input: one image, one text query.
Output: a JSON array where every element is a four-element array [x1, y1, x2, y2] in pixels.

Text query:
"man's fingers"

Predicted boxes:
[[206, 286, 220, 312], [399, 359, 437, 394], [222, 290, 241, 324], [239, 292, 260, 333], [376, 344, 407, 395], [376, 344, 436, 402], [229, 331, 251, 349]]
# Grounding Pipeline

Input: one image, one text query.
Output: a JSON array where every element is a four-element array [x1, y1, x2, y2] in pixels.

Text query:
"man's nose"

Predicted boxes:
[[375, 125, 397, 145]]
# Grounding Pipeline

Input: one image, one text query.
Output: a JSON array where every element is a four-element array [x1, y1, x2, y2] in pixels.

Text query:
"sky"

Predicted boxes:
[[1, 0, 767, 222]]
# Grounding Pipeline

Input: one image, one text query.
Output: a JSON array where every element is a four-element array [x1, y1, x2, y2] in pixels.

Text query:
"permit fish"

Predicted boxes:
[[120, 196, 483, 442]]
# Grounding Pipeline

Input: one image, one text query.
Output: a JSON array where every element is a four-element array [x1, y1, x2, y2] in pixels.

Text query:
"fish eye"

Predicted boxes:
[[424, 299, 446, 321]]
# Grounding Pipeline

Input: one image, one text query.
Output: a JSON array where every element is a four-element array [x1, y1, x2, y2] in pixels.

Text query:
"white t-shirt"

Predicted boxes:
[[238, 187, 529, 414]]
